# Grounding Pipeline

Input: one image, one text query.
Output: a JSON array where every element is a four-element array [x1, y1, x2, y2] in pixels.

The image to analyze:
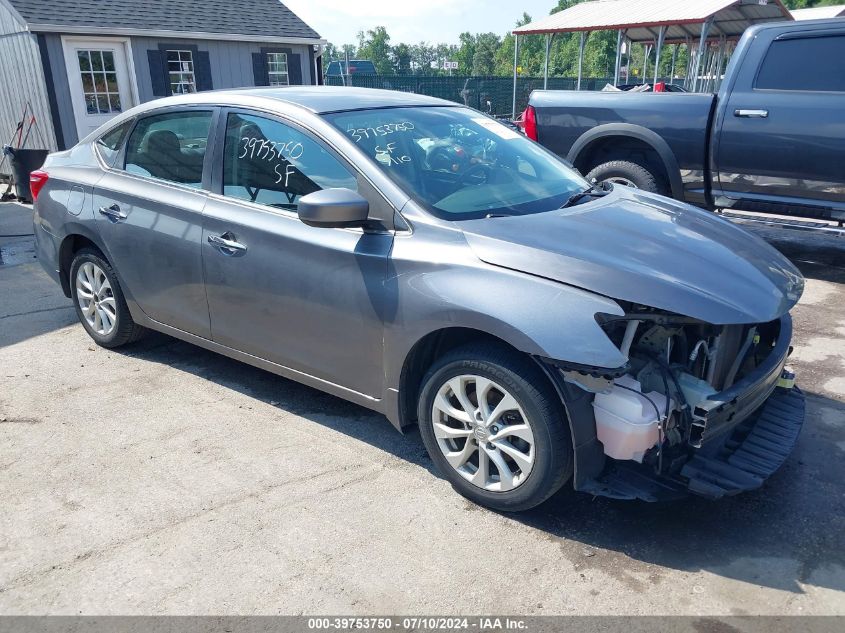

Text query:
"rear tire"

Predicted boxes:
[[417, 344, 573, 512], [586, 159, 667, 195], [70, 248, 147, 348]]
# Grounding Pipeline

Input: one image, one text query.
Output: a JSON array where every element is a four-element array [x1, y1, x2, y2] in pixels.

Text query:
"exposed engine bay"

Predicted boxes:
[[565, 305, 797, 489]]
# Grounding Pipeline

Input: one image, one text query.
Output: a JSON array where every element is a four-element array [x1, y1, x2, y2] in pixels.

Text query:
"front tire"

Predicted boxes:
[[418, 344, 573, 512], [70, 248, 146, 348]]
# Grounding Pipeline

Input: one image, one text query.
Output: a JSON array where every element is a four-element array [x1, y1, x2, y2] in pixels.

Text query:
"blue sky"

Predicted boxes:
[[284, 0, 559, 46]]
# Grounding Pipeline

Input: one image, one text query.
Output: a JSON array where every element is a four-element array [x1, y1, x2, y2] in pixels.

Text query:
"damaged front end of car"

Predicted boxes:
[[543, 305, 804, 502]]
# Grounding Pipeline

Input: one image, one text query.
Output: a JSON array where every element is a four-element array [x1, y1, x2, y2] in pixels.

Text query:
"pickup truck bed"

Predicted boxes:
[[532, 91, 715, 208]]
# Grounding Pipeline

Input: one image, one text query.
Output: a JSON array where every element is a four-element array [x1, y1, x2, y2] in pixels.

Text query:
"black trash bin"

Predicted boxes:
[[3, 146, 49, 203]]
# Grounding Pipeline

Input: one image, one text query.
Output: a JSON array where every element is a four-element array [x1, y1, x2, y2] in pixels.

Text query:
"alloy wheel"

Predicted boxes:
[[431, 374, 536, 492], [75, 262, 117, 336], [605, 176, 638, 188]]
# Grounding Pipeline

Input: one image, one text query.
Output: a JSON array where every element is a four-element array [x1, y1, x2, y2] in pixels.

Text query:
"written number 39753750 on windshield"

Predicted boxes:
[[346, 122, 415, 143], [239, 137, 305, 162]]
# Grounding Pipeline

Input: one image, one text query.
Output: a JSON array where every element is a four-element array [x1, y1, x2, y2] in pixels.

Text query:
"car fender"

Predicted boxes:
[[381, 262, 627, 429], [54, 222, 144, 321], [567, 123, 684, 199]]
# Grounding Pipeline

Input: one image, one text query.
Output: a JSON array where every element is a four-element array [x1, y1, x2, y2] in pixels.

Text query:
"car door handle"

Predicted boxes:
[[208, 233, 247, 256], [734, 109, 769, 118], [98, 204, 127, 222]]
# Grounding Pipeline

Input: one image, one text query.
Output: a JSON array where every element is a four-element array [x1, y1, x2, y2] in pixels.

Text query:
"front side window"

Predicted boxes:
[[124, 110, 213, 187], [756, 35, 845, 92], [167, 50, 197, 94], [96, 120, 132, 166], [267, 52, 290, 86], [223, 112, 358, 210], [324, 106, 588, 220]]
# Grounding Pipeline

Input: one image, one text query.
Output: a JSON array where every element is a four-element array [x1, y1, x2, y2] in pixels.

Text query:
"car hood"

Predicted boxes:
[[457, 188, 804, 325]]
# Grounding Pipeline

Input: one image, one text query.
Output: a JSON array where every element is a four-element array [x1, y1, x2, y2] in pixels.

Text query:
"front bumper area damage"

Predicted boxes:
[[687, 314, 795, 448], [545, 313, 805, 501], [580, 385, 804, 501], [681, 386, 804, 498]]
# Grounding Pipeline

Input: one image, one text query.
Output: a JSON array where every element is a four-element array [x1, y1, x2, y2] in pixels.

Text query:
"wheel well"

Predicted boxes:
[[58, 235, 105, 297], [397, 327, 555, 428], [574, 136, 671, 190]]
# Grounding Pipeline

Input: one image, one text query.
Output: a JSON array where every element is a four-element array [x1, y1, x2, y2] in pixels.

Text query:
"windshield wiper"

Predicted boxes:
[[559, 184, 611, 209]]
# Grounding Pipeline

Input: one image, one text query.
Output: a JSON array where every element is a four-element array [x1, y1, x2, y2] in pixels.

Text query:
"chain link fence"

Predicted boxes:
[[325, 74, 615, 118]]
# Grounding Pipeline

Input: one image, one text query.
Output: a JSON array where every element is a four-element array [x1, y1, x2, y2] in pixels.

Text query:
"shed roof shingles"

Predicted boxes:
[[8, 0, 320, 39]]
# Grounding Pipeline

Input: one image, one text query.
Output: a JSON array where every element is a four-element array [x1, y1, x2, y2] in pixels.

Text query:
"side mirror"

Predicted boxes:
[[298, 188, 369, 229]]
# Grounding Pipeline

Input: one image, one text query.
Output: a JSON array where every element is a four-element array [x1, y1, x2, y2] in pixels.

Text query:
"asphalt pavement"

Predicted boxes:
[[1, 202, 843, 615]]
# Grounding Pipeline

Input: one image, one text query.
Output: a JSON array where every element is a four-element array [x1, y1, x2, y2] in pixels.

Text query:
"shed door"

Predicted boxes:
[[62, 37, 137, 142]]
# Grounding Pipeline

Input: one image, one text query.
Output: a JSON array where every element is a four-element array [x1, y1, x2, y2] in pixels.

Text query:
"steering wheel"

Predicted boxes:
[[459, 163, 493, 186], [427, 145, 460, 171]]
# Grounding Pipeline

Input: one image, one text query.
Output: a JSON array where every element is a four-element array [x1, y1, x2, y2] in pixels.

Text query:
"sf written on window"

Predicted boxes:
[[223, 113, 358, 210]]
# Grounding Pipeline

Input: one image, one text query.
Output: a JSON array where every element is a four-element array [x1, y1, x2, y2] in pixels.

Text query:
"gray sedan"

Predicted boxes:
[[31, 87, 805, 511]]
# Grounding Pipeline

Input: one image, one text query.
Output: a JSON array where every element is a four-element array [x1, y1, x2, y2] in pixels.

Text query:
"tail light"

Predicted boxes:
[[523, 105, 538, 141], [29, 170, 49, 202]]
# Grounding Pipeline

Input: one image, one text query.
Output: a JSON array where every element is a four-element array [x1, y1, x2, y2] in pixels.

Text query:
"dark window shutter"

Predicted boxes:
[[195, 51, 213, 91], [147, 49, 169, 97], [288, 53, 302, 85], [316, 55, 323, 85], [252, 52, 268, 86]]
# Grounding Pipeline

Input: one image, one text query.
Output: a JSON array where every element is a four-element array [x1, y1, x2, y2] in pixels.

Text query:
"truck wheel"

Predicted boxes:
[[586, 160, 667, 195], [417, 343, 573, 512]]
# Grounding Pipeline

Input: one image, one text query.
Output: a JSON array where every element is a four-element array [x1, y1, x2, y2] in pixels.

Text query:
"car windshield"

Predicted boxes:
[[324, 106, 589, 220]]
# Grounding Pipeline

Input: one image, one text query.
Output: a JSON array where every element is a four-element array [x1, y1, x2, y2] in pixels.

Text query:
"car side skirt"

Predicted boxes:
[[134, 315, 386, 416]]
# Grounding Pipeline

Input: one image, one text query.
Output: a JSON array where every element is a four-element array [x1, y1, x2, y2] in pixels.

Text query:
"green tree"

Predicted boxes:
[[323, 43, 358, 63], [782, 0, 843, 7], [322, 0, 838, 81], [472, 33, 501, 75], [495, 13, 547, 76], [456, 32, 477, 75], [545, 0, 619, 79], [410, 42, 438, 74], [357, 26, 393, 75], [550, 0, 581, 12], [323, 42, 339, 62], [392, 43, 412, 75]]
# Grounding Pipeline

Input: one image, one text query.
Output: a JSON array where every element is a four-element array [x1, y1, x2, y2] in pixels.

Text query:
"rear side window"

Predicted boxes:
[[756, 35, 845, 92], [124, 110, 213, 188], [326, 61, 341, 76], [96, 120, 132, 166], [222, 112, 358, 211], [349, 61, 376, 74], [325, 60, 376, 75]]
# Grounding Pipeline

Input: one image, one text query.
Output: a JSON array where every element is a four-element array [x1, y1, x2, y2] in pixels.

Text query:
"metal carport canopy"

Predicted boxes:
[[508, 0, 793, 117], [512, 0, 793, 43]]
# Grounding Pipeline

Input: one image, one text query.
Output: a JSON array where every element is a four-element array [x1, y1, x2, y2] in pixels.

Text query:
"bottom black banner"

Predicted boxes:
[[0, 617, 841, 633]]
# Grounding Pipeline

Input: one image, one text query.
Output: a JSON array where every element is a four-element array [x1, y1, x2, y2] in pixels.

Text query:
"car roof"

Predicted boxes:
[[135, 86, 457, 115]]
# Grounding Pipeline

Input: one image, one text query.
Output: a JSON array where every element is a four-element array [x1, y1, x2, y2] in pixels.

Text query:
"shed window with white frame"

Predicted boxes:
[[77, 50, 123, 114], [167, 50, 197, 94], [267, 52, 290, 86]]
